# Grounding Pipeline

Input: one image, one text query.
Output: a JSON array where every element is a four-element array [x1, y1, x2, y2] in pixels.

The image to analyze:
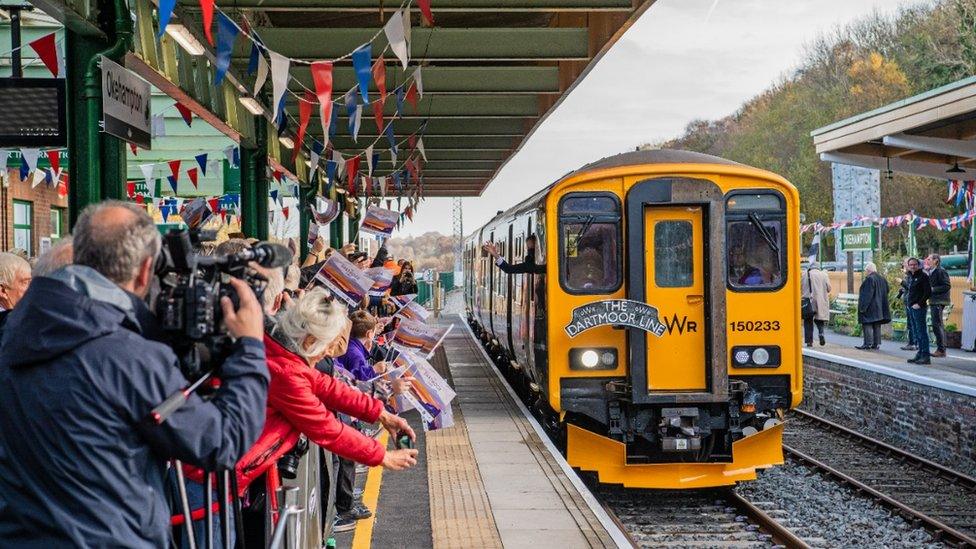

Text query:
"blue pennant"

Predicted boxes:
[[19, 157, 28, 181], [395, 86, 405, 115], [247, 33, 265, 75], [214, 13, 239, 85], [195, 153, 209, 176], [270, 189, 279, 204], [328, 106, 339, 140], [167, 175, 178, 195], [385, 123, 398, 156], [157, 0, 177, 38], [351, 44, 372, 104], [371, 151, 381, 172], [325, 160, 337, 185]]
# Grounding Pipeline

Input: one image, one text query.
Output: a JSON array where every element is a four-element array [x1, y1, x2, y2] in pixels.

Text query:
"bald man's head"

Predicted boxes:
[[74, 201, 161, 286]]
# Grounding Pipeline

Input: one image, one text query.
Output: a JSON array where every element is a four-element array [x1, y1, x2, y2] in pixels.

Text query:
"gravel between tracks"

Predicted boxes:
[[737, 461, 944, 548]]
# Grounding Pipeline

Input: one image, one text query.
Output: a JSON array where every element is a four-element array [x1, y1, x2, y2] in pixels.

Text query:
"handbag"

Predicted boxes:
[[801, 270, 815, 320]]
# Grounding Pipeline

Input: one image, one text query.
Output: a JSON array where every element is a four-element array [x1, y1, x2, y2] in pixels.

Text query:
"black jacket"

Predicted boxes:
[[906, 269, 932, 309], [497, 252, 546, 275], [858, 272, 891, 324], [391, 274, 418, 296], [927, 267, 951, 305], [0, 266, 269, 548]]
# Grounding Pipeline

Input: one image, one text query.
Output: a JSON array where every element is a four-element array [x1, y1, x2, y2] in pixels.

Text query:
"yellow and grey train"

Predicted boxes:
[[463, 149, 801, 489]]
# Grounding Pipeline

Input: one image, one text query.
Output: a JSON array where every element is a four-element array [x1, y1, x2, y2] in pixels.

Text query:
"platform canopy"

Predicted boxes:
[[811, 76, 976, 181], [162, 0, 656, 197]]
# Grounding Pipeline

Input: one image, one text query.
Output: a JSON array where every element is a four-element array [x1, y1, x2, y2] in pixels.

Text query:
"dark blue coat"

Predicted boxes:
[[0, 266, 269, 548]]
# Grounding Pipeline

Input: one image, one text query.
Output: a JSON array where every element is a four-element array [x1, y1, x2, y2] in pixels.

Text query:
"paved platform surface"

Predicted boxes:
[[346, 314, 621, 549], [805, 330, 976, 396]]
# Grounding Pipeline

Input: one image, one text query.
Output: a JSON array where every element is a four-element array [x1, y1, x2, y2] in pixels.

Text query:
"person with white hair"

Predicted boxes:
[[32, 236, 73, 278], [856, 261, 891, 350], [0, 252, 31, 314]]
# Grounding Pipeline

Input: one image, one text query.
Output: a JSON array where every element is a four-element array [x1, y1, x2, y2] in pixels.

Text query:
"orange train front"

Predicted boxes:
[[463, 149, 801, 489]]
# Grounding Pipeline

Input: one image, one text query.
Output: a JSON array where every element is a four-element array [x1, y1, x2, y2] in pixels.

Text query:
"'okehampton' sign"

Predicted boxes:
[[839, 225, 878, 252], [101, 56, 152, 149]]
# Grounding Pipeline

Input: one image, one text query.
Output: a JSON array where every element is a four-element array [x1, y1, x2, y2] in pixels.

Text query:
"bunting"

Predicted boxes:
[[214, 13, 239, 85], [195, 153, 209, 176], [175, 103, 193, 127], [347, 155, 361, 195], [351, 44, 373, 104], [187, 167, 199, 188], [418, 0, 435, 25], [269, 51, 290, 121], [311, 61, 334, 144], [157, 0, 177, 38], [384, 10, 409, 70], [200, 0, 216, 45], [295, 92, 314, 161], [28, 33, 60, 77], [253, 53, 269, 95]]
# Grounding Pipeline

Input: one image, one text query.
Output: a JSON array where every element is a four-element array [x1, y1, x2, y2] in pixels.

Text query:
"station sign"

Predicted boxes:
[[101, 56, 152, 149], [565, 299, 667, 338], [839, 225, 878, 252]]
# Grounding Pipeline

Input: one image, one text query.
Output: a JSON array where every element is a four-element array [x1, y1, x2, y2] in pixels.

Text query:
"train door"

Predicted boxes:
[[506, 224, 516, 355], [643, 206, 707, 391]]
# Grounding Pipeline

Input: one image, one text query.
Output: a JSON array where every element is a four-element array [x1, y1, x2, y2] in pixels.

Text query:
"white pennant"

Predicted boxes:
[[208, 159, 222, 176], [139, 163, 156, 197], [269, 51, 290, 121], [310, 148, 321, 173], [365, 145, 374, 177], [151, 114, 166, 138], [403, 8, 412, 53], [352, 105, 363, 142], [48, 168, 62, 188], [417, 137, 427, 162], [0, 150, 9, 186], [390, 148, 397, 167], [20, 148, 40, 173], [413, 66, 423, 98], [254, 53, 270, 96], [30, 169, 46, 188], [385, 10, 409, 70], [223, 146, 237, 167], [332, 150, 346, 177]]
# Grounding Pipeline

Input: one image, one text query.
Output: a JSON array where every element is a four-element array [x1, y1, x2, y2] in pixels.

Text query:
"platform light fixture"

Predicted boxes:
[[164, 24, 206, 56], [238, 96, 265, 116], [947, 162, 966, 175], [279, 135, 295, 149]]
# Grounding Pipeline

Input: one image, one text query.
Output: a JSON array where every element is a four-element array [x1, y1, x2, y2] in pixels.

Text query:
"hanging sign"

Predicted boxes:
[[564, 299, 667, 338], [100, 56, 152, 149]]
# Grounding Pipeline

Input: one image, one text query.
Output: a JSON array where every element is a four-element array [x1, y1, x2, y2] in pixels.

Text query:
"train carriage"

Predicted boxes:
[[464, 149, 801, 489]]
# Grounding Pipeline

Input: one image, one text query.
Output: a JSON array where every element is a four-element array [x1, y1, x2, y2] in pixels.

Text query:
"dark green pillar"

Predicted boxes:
[[329, 186, 343, 249], [298, 181, 316, 261], [240, 119, 268, 239], [348, 208, 359, 245]]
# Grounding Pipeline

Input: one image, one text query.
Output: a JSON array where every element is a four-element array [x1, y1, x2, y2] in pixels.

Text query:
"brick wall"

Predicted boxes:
[[1, 171, 68, 256], [802, 356, 976, 477]]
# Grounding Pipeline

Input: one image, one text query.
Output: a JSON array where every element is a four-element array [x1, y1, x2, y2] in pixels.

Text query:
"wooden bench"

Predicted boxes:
[[829, 293, 858, 318]]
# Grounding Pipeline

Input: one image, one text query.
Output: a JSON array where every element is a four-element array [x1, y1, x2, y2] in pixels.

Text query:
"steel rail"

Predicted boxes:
[[792, 409, 976, 491], [724, 490, 811, 549], [783, 444, 976, 548]]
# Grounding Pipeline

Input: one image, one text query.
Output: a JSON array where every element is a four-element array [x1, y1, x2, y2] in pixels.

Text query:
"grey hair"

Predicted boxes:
[[928, 253, 941, 266], [73, 201, 161, 285], [273, 286, 348, 360], [33, 237, 73, 277], [864, 261, 877, 274], [0, 252, 30, 286], [284, 264, 300, 291], [261, 265, 285, 313]]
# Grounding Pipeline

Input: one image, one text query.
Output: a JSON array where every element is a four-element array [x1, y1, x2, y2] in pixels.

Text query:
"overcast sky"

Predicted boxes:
[[397, 0, 930, 238]]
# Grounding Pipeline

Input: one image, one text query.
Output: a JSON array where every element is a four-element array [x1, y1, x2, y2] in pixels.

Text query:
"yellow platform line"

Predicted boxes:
[[351, 431, 388, 549]]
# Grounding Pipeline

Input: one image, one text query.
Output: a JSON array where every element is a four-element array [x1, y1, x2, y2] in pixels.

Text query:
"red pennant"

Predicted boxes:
[[208, 198, 220, 212], [408, 134, 417, 152], [28, 33, 59, 77], [273, 170, 283, 182], [175, 103, 193, 127], [418, 0, 435, 25], [372, 56, 387, 101], [46, 150, 60, 174], [135, 194, 145, 205], [187, 167, 199, 188], [405, 81, 419, 111], [57, 175, 68, 197], [126, 181, 136, 198], [405, 206, 413, 221], [168, 160, 182, 181], [129, 142, 138, 156], [373, 96, 385, 133], [220, 210, 227, 223], [295, 91, 314, 162], [199, 0, 216, 45], [282, 206, 290, 220], [347, 156, 361, 195], [310, 61, 334, 139]]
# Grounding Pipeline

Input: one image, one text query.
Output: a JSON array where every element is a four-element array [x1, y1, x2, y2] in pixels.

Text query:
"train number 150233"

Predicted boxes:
[[729, 320, 780, 332]]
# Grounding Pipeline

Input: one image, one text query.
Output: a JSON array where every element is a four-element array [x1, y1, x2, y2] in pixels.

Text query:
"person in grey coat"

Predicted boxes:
[[856, 262, 891, 350]]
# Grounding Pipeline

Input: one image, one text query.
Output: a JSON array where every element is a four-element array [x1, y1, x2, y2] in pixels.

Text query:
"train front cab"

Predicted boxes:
[[550, 164, 800, 489]]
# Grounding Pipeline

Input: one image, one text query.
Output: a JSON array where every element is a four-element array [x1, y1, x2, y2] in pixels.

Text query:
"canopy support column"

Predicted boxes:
[[240, 119, 269, 240]]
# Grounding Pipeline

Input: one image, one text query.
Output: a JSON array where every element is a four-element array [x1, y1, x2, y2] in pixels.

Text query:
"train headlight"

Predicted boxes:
[[734, 350, 751, 364], [751, 348, 770, 366], [570, 348, 618, 370]]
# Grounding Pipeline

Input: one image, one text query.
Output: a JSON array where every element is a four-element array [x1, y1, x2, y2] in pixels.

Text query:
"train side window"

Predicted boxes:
[[726, 191, 787, 291], [558, 193, 622, 294]]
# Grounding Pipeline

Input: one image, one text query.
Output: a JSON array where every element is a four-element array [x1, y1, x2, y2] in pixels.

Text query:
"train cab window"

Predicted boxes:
[[654, 221, 694, 287], [559, 193, 622, 294], [726, 192, 786, 291]]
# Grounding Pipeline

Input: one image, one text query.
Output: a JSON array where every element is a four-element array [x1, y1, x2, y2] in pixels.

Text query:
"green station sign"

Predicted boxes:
[[840, 225, 878, 252]]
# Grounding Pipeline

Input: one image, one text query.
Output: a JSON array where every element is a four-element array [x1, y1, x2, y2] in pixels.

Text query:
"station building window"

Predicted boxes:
[[50, 207, 66, 240], [558, 193, 622, 294], [726, 192, 786, 291], [13, 200, 33, 257]]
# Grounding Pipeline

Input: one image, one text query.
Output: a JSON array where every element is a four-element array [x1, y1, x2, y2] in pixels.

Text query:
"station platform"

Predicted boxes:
[[807, 330, 976, 397], [338, 316, 626, 549]]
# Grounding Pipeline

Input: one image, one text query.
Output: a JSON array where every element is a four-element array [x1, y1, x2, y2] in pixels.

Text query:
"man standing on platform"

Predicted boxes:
[[924, 253, 951, 357], [905, 257, 932, 365], [855, 262, 890, 350]]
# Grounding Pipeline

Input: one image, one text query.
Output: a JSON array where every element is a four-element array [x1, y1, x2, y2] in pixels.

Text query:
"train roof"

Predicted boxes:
[[468, 149, 750, 240]]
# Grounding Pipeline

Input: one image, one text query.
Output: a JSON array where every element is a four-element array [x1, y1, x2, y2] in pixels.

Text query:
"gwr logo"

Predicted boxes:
[[662, 314, 697, 335]]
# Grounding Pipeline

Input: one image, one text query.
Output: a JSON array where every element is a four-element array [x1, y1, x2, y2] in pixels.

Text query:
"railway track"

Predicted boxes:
[[785, 409, 976, 548], [597, 487, 813, 548]]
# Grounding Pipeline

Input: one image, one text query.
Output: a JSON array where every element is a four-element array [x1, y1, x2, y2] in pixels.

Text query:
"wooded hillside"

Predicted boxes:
[[386, 232, 457, 272]]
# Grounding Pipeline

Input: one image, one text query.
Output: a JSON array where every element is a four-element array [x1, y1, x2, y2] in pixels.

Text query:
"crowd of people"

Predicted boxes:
[[0, 200, 428, 547], [801, 253, 953, 364]]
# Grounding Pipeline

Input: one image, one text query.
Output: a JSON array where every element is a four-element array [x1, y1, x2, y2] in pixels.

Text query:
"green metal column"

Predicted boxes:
[[348, 208, 359, 245], [329, 186, 343, 248], [240, 119, 269, 240], [298, 182, 316, 261]]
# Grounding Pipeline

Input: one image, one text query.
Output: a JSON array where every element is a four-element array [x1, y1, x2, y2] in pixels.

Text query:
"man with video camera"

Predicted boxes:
[[0, 201, 269, 548]]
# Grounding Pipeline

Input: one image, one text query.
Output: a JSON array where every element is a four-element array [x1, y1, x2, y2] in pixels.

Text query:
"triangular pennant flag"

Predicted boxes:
[[168, 159, 181, 181], [21, 148, 40, 174], [28, 33, 60, 77], [126, 181, 136, 198], [395, 86, 405, 115], [223, 146, 237, 168], [372, 56, 387, 101], [372, 151, 381, 175], [19, 157, 30, 180], [269, 51, 290, 122], [389, 147, 397, 167], [351, 44, 373, 104], [214, 13, 239, 85], [140, 163, 156, 197], [351, 105, 362, 142], [365, 145, 374, 177], [347, 156, 361, 195], [295, 91, 315, 161], [208, 198, 219, 213], [403, 7, 412, 54], [152, 114, 166, 137], [405, 81, 419, 111], [254, 53, 270, 96], [373, 96, 385, 134], [384, 10, 409, 70], [129, 142, 138, 156], [175, 103, 193, 127], [195, 153, 208, 176], [310, 60, 334, 144], [270, 189, 279, 204], [345, 90, 358, 134], [30, 168, 45, 188], [385, 123, 398, 156], [417, 137, 427, 162], [310, 141, 323, 174], [167, 175, 178, 195], [418, 0, 435, 25], [157, 0, 177, 38], [199, 0, 216, 45], [187, 167, 199, 188], [282, 206, 290, 220], [325, 160, 337, 186], [46, 150, 60, 174], [0, 150, 9, 184], [413, 66, 423, 98]]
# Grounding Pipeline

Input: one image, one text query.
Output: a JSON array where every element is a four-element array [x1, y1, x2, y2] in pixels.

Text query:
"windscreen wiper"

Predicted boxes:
[[748, 212, 779, 254], [574, 215, 596, 246]]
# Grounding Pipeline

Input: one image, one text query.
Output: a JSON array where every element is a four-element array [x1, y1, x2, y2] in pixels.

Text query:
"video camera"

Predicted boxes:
[[153, 228, 292, 380]]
